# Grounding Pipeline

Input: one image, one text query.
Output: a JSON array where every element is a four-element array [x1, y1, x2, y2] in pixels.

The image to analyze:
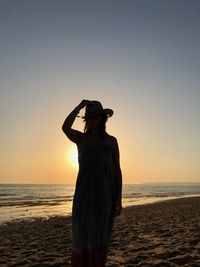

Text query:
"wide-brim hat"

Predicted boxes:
[[82, 100, 113, 119]]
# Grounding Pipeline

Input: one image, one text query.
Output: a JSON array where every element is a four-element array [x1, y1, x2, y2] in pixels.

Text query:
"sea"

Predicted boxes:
[[0, 183, 200, 224]]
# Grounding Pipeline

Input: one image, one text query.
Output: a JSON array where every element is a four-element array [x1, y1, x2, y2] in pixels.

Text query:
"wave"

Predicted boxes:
[[0, 195, 73, 201], [123, 191, 200, 199], [0, 196, 74, 207], [0, 193, 16, 197]]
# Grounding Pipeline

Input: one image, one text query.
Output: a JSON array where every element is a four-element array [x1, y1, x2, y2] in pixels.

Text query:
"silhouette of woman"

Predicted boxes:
[[62, 100, 122, 266]]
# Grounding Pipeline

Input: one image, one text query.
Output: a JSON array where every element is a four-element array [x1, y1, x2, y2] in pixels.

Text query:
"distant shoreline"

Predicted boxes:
[[1, 182, 200, 185]]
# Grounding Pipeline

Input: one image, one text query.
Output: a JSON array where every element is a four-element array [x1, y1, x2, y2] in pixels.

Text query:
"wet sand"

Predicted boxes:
[[0, 197, 200, 266]]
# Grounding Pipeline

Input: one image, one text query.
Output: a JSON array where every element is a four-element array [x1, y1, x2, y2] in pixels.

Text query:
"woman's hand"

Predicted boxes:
[[76, 100, 90, 111], [114, 201, 122, 217]]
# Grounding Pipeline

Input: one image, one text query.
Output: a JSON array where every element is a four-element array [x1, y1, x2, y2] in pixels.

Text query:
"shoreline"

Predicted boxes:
[[1, 196, 200, 266], [1, 194, 200, 225]]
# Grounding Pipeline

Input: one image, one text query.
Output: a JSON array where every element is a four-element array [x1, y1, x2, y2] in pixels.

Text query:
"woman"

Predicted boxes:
[[62, 100, 122, 266]]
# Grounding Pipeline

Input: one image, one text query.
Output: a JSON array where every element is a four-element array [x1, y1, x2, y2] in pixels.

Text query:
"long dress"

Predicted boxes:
[[71, 142, 117, 266]]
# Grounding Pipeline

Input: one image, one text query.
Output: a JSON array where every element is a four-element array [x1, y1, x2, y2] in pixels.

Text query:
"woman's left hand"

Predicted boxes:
[[114, 202, 122, 217]]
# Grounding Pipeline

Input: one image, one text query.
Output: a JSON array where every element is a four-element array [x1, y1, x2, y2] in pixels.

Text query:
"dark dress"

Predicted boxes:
[[71, 142, 117, 266]]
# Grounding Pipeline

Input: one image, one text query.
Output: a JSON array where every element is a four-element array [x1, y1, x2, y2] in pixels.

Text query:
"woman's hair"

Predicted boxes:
[[83, 113, 108, 138]]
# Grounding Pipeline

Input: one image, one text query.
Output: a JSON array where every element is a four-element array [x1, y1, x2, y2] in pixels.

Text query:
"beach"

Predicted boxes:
[[0, 197, 200, 266]]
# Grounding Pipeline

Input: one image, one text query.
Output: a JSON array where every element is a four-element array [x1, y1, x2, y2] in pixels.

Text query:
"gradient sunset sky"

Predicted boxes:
[[0, 0, 199, 184]]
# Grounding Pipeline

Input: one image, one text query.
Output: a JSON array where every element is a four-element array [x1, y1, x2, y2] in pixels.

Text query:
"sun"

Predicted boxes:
[[67, 144, 78, 170], [71, 147, 78, 165]]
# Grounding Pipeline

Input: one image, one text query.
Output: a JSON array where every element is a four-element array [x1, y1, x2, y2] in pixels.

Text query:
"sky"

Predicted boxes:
[[0, 0, 200, 184]]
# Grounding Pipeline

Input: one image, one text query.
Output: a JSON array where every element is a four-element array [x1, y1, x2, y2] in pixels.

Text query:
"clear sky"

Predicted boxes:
[[0, 0, 200, 184]]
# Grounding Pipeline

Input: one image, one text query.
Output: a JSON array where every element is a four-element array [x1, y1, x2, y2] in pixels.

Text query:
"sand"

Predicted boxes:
[[0, 197, 200, 266]]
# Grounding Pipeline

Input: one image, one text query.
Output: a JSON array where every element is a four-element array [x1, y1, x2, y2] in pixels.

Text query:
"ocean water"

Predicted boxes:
[[0, 183, 200, 224]]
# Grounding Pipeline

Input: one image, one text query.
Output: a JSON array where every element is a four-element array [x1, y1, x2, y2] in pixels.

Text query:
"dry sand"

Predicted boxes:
[[0, 197, 200, 266]]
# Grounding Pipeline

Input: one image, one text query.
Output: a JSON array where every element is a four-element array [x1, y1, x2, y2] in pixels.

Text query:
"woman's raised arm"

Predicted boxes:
[[62, 100, 90, 144]]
